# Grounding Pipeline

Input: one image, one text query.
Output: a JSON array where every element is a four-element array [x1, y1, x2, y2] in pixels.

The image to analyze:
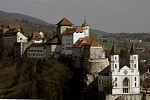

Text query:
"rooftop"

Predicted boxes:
[[73, 36, 103, 48], [57, 17, 73, 26], [63, 27, 83, 35]]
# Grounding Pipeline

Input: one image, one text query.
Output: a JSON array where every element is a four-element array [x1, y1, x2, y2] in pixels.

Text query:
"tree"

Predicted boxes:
[[142, 78, 150, 94]]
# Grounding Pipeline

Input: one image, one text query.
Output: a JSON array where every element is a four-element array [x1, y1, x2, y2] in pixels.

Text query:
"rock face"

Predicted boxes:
[[83, 59, 109, 86]]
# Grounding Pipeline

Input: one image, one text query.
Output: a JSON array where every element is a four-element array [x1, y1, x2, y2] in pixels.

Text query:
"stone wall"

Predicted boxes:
[[106, 94, 143, 100]]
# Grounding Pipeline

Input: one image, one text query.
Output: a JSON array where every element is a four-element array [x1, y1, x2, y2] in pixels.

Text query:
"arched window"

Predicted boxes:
[[123, 77, 129, 93], [123, 78, 129, 86]]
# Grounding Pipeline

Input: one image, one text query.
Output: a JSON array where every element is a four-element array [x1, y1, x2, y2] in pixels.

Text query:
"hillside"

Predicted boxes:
[[0, 10, 56, 37], [0, 10, 108, 37]]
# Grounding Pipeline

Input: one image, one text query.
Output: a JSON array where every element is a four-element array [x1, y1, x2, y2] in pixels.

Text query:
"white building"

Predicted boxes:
[[98, 44, 140, 94], [57, 17, 90, 55], [4, 28, 27, 49]]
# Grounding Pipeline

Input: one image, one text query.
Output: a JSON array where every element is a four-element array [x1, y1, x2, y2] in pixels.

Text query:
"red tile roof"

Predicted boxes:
[[32, 32, 43, 39], [73, 36, 103, 48], [47, 37, 61, 44], [57, 18, 73, 26], [4, 28, 18, 36], [63, 27, 83, 35], [82, 20, 89, 27], [146, 72, 150, 75], [8, 25, 21, 29]]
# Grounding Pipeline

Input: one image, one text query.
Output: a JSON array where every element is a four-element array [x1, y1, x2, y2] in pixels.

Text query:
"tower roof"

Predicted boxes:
[[57, 17, 73, 26], [130, 43, 136, 54], [110, 43, 116, 55], [82, 16, 89, 27]]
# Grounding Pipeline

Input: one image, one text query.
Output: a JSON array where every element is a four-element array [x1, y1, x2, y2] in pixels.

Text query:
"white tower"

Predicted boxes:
[[110, 44, 119, 72], [129, 43, 138, 71], [82, 16, 89, 36]]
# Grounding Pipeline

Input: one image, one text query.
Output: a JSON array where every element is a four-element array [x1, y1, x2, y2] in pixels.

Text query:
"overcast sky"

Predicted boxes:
[[0, 0, 150, 33]]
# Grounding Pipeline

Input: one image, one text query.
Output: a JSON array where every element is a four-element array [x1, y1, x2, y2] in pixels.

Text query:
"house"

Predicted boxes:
[[31, 32, 45, 43], [56, 17, 90, 55], [3, 28, 27, 49], [1, 24, 21, 34], [27, 43, 51, 59], [98, 44, 140, 95]]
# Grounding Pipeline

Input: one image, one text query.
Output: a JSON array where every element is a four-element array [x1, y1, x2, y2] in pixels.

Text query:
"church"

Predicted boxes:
[[98, 44, 140, 94]]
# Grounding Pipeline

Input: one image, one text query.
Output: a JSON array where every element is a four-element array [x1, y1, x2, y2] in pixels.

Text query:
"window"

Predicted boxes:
[[115, 56, 117, 60], [115, 77, 117, 81], [135, 77, 136, 81], [135, 83, 136, 87], [135, 64, 136, 68], [134, 56, 136, 59], [123, 88, 128, 93], [115, 83, 117, 87], [115, 64, 117, 68], [123, 77, 129, 93]]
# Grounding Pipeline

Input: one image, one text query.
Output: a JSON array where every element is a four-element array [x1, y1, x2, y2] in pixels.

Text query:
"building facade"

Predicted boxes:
[[98, 44, 140, 94], [56, 17, 90, 55]]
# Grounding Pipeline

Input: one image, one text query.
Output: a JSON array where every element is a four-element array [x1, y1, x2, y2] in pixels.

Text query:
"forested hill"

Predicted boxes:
[[0, 10, 56, 36]]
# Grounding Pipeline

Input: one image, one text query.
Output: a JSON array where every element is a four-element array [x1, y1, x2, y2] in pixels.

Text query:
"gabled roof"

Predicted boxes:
[[57, 18, 73, 26], [47, 37, 61, 44], [73, 36, 103, 48], [4, 28, 18, 36], [99, 66, 110, 75], [119, 65, 130, 70], [30, 43, 45, 47], [8, 25, 21, 29], [63, 27, 83, 35], [32, 32, 43, 39]]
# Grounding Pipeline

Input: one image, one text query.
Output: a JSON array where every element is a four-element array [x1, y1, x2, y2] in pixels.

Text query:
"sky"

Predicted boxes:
[[0, 0, 150, 33]]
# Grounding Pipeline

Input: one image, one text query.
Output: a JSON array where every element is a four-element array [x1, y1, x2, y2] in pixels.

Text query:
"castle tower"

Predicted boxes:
[[110, 43, 119, 72], [56, 17, 73, 36], [129, 43, 138, 71], [82, 16, 89, 36]]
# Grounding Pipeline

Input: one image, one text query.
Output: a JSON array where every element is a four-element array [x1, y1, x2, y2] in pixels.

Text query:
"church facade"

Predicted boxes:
[[98, 44, 140, 94]]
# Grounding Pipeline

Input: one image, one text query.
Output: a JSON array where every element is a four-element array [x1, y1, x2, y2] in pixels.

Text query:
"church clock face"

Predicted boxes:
[[124, 70, 127, 75]]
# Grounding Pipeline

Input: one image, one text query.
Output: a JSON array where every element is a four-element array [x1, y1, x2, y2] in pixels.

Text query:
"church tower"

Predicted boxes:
[[129, 43, 138, 71], [82, 16, 89, 36], [110, 44, 119, 72]]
